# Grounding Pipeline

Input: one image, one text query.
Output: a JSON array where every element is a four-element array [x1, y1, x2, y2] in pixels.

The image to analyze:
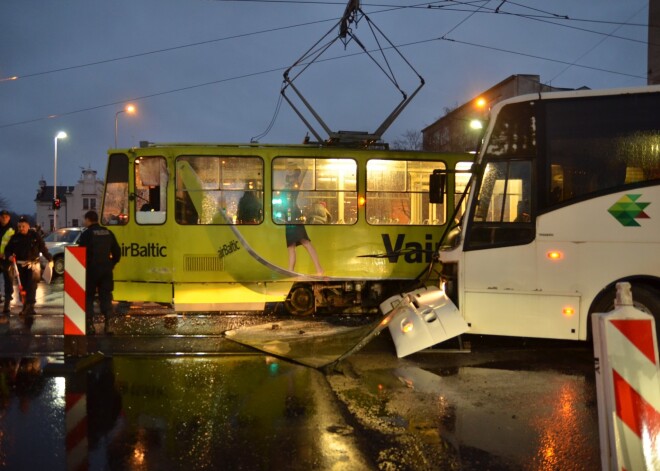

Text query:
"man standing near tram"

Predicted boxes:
[[78, 210, 121, 335]]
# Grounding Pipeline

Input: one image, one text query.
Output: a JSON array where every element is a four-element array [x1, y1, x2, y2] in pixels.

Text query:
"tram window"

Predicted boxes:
[[175, 156, 263, 225], [134, 157, 168, 225], [102, 153, 129, 226], [454, 161, 473, 221], [272, 158, 357, 225], [366, 160, 446, 225]]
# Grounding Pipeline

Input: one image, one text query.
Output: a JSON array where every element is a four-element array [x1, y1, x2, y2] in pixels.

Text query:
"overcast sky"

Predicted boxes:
[[0, 0, 650, 216]]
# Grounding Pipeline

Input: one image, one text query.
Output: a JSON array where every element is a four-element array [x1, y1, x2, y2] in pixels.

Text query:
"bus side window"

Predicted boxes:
[[102, 153, 129, 226], [544, 96, 660, 207], [135, 156, 168, 225], [466, 160, 534, 248]]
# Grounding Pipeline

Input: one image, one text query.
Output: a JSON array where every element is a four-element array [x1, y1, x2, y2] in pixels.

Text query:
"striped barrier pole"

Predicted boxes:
[[592, 282, 660, 471], [65, 374, 88, 471], [64, 247, 87, 357]]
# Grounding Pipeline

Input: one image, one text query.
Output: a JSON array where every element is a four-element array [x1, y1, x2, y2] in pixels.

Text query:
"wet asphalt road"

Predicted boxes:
[[0, 280, 601, 470]]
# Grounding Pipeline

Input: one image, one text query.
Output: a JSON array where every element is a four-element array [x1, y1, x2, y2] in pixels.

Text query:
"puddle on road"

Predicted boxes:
[[0, 346, 601, 470], [326, 360, 600, 470], [0, 356, 369, 471]]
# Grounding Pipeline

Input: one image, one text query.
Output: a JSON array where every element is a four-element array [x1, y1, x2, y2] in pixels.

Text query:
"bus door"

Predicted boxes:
[[462, 158, 580, 340]]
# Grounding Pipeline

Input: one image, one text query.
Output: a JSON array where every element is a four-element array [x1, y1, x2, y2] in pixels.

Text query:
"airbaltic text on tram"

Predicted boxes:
[[121, 242, 167, 257]]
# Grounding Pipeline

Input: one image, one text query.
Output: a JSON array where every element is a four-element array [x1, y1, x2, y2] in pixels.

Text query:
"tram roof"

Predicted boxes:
[[111, 141, 472, 158]]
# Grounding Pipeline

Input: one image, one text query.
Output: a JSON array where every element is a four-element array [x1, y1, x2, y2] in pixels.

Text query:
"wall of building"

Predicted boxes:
[[422, 75, 574, 153], [35, 169, 104, 232]]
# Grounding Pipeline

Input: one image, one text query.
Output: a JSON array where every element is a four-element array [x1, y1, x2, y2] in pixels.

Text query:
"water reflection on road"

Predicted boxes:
[[0, 346, 600, 471], [0, 356, 369, 471]]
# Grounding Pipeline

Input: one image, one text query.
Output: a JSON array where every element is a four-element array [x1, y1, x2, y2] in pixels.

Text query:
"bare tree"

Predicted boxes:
[[0, 194, 9, 210], [391, 129, 422, 150]]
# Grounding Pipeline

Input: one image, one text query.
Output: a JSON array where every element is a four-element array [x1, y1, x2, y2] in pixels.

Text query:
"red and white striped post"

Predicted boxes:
[[65, 386, 89, 471], [64, 247, 87, 356], [592, 282, 660, 471]]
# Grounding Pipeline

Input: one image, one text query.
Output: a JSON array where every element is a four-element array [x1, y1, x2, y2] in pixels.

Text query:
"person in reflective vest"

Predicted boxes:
[[4, 216, 53, 318], [0, 210, 15, 313], [77, 210, 121, 335]]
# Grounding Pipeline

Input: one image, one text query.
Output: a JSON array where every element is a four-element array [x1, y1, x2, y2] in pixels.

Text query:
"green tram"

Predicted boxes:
[[100, 143, 472, 315]]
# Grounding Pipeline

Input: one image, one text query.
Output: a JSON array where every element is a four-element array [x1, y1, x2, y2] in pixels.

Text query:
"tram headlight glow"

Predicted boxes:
[[562, 307, 575, 317]]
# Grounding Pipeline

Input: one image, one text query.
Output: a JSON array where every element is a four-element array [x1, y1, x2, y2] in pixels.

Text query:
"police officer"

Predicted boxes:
[[0, 210, 15, 313], [77, 210, 121, 335], [4, 216, 53, 317]]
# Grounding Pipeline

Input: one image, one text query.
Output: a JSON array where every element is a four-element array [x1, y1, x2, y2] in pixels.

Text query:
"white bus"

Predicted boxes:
[[388, 85, 659, 356]]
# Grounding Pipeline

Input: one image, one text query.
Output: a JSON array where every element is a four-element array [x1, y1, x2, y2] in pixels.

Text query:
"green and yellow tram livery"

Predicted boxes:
[[101, 143, 471, 315]]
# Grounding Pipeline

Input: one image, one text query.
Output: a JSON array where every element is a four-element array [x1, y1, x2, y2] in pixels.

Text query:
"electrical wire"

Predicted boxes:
[[440, 0, 490, 37], [250, 92, 284, 142], [0, 32, 646, 130], [439, 37, 647, 80], [432, 0, 652, 47], [212, 0, 655, 27], [0, 1, 442, 82], [0, 18, 336, 82], [548, 4, 647, 84], [1, 1, 651, 82]]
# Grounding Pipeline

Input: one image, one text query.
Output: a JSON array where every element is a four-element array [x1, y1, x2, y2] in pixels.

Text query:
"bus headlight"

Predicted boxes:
[[401, 318, 414, 333]]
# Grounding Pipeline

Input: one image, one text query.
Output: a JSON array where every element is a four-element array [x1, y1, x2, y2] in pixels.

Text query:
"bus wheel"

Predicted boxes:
[[285, 285, 315, 316], [589, 283, 660, 341]]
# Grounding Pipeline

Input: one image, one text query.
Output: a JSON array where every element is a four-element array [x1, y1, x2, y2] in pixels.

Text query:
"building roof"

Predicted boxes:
[[35, 185, 75, 203], [422, 74, 585, 133]]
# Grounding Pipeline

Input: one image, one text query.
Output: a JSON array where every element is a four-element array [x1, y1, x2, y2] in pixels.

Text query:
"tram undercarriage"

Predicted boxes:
[[282, 279, 423, 317]]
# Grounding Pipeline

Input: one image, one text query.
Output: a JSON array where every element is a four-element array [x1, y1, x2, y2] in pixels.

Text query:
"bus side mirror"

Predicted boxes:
[[429, 171, 446, 204]]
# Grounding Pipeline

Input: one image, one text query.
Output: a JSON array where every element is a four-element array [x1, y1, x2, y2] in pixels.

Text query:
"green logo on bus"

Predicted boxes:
[[608, 194, 650, 227]]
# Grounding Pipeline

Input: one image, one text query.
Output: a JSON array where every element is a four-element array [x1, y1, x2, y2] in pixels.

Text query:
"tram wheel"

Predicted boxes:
[[285, 285, 315, 316]]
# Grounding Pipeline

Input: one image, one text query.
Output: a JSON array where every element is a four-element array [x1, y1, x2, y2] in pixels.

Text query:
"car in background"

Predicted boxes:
[[43, 227, 84, 276]]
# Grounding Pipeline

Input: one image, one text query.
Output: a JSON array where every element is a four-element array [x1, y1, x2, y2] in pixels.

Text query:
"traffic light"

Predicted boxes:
[[52, 198, 61, 210]]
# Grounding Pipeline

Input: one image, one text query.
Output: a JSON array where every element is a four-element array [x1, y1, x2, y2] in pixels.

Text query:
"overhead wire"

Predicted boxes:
[[0, 17, 338, 82], [0, 1, 651, 82], [547, 3, 648, 84], [212, 0, 655, 27], [0, 29, 646, 131], [432, 0, 652, 47], [439, 37, 647, 80], [250, 93, 284, 142]]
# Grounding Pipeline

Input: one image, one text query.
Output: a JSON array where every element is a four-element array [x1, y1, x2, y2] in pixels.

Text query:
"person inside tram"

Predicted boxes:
[[308, 201, 332, 224], [236, 180, 263, 224]]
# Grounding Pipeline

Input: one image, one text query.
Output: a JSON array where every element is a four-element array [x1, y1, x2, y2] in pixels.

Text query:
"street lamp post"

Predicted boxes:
[[53, 131, 67, 231], [114, 104, 136, 148]]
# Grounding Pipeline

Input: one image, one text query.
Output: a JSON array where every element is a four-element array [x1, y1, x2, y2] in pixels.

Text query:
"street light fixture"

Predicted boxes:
[[114, 104, 136, 148], [53, 131, 68, 231]]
